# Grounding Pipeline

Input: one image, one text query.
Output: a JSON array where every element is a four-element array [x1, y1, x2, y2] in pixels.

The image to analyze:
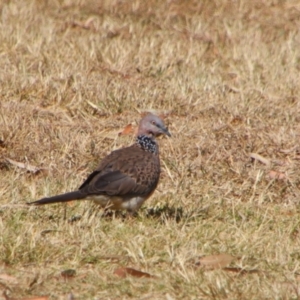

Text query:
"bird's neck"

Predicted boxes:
[[136, 135, 158, 154]]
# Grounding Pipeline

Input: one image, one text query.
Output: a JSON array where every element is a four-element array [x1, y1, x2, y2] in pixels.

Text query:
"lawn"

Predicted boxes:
[[1, 0, 300, 299]]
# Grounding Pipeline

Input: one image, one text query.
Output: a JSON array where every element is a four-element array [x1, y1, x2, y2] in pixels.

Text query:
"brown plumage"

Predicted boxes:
[[28, 113, 171, 213]]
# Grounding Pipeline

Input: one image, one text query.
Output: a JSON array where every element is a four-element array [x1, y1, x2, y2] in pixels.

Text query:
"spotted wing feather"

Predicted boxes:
[[78, 144, 160, 198]]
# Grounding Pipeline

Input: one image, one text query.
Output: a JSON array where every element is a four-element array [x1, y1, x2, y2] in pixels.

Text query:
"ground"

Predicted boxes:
[[1, 0, 300, 299]]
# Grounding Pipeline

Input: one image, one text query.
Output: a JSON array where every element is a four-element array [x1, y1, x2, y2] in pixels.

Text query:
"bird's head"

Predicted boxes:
[[138, 113, 171, 138]]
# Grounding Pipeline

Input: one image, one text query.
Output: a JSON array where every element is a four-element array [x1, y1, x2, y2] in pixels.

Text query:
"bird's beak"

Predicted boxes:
[[161, 126, 171, 137]]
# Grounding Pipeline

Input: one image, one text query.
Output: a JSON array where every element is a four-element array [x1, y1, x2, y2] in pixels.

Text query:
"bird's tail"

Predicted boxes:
[[28, 191, 86, 206]]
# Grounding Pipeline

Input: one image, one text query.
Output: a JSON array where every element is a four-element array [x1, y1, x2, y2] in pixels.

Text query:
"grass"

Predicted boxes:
[[1, 0, 300, 299]]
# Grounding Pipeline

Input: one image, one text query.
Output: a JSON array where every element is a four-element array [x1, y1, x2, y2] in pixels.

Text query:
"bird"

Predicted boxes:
[[28, 113, 171, 214]]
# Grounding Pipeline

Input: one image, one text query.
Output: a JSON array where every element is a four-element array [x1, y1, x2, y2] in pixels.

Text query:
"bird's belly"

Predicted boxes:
[[121, 196, 146, 212], [88, 195, 146, 212]]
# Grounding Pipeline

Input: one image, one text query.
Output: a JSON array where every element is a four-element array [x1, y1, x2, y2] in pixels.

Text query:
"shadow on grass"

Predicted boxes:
[[67, 203, 186, 223], [66, 201, 210, 224], [144, 205, 184, 223]]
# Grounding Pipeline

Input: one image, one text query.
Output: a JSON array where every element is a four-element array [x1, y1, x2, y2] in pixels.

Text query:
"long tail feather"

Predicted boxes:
[[28, 191, 86, 206]]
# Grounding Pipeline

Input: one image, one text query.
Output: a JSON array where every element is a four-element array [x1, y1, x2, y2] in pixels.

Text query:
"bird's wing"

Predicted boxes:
[[79, 145, 160, 198]]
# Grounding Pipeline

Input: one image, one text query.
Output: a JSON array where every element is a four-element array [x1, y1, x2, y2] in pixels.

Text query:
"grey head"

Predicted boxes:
[[137, 113, 171, 139]]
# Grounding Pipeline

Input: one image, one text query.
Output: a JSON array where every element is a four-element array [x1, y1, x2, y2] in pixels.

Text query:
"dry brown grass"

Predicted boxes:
[[1, 0, 300, 299]]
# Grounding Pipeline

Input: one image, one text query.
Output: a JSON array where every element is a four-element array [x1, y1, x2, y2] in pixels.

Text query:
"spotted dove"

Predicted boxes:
[[28, 113, 171, 213]]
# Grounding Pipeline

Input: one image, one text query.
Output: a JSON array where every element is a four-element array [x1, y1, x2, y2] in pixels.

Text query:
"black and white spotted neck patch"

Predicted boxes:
[[136, 135, 158, 154]]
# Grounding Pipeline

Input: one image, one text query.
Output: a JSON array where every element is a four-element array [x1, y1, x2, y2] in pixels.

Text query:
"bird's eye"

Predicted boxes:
[[151, 121, 156, 125]]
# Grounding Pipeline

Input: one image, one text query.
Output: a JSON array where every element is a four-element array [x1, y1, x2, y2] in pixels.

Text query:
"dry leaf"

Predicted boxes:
[[0, 273, 18, 283], [71, 17, 96, 31], [118, 124, 135, 136], [61, 269, 76, 278], [230, 116, 243, 125], [195, 254, 235, 270], [281, 210, 295, 216], [114, 267, 154, 278], [268, 170, 286, 180], [249, 153, 271, 166], [5, 158, 44, 174]]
